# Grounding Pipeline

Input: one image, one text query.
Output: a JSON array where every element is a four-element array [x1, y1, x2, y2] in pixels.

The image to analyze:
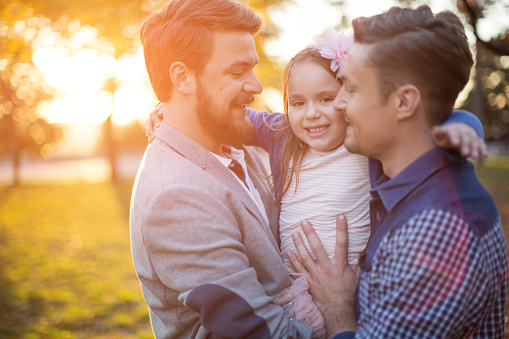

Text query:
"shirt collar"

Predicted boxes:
[[373, 148, 465, 212], [211, 146, 246, 168]]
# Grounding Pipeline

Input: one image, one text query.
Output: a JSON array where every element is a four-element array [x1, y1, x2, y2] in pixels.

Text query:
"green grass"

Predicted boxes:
[[0, 180, 153, 339], [0, 157, 508, 338]]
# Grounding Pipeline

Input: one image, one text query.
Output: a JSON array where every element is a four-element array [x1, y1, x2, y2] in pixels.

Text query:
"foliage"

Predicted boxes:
[[0, 180, 153, 338], [5, 0, 291, 94], [0, 2, 63, 185], [460, 36, 509, 146]]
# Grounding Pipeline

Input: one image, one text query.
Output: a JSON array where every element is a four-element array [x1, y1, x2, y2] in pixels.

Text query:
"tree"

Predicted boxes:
[[460, 33, 509, 153], [457, 0, 509, 127], [2, 0, 291, 182], [0, 3, 62, 186]]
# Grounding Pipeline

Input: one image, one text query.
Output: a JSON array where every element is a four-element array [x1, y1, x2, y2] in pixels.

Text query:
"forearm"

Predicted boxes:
[[247, 107, 283, 151]]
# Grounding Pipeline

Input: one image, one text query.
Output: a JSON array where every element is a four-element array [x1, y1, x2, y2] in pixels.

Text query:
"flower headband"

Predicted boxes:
[[316, 28, 354, 78]]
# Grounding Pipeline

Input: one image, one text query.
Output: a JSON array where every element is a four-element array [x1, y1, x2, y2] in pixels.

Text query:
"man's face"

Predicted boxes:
[[196, 30, 263, 147], [333, 43, 396, 159]]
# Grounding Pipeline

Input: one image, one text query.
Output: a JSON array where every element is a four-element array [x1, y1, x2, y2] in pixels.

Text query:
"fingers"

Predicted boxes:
[[433, 124, 488, 160], [292, 229, 317, 271], [300, 220, 330, 263], [288, 251, 308, 275], [156, 103, 164, 119], [145, 105, 163, 143], [333, 215, 349, 268], [432, 126, 454, 149], [459, 127, 474, 158], [150, 105, 163, 123]]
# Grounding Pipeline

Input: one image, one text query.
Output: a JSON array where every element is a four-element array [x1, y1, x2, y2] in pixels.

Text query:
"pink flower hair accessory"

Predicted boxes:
[[316, 28, 354, 78]]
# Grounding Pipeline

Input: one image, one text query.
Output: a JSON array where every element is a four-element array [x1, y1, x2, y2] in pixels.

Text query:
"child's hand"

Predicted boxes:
[[432, 123, 488, 160], [145, 103, 164, 143]]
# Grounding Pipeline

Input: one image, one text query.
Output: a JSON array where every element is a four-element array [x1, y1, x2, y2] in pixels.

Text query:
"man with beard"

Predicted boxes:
[[129, 0, 313, 338]]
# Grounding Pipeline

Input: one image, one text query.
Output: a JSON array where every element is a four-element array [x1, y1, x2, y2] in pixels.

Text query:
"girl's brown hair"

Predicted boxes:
[[272, 46, 341, 203]]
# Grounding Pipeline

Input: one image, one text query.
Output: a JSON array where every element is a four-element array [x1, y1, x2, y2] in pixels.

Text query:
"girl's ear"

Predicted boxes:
[[169, 61, 195, 95], [394, 84, 421, 120]]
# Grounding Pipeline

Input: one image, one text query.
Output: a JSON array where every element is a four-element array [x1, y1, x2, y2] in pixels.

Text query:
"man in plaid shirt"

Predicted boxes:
[[289, 5, 508, 338]]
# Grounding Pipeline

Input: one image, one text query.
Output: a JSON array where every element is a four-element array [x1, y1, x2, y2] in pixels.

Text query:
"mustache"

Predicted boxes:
[[232, 94, 255, 106]]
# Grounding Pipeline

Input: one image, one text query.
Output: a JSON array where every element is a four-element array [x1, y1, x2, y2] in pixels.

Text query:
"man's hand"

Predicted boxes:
[[288, 215, 358, 337], [432, 123, 487, 160], [145, 103, 163, 143]]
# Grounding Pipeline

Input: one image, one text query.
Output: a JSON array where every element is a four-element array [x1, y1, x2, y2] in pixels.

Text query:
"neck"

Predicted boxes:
[[379, 125, 434, 179], [161, 100, 223, 155]]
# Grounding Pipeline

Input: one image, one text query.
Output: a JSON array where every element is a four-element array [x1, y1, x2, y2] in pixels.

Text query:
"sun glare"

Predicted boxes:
[[32, 30, 155, 126]]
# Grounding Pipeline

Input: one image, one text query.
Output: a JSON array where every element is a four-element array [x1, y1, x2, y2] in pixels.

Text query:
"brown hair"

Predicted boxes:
[[352, 5, 473, 125], [272, 47, 341, 203], [141, 0, 262, 102]]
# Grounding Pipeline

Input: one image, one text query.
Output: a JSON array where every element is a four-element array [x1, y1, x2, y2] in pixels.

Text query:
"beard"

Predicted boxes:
[[196, 80, 254, 148]]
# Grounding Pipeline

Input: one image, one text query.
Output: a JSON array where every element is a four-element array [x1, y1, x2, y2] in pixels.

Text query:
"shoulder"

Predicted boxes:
[[396, 158, 499, 231]]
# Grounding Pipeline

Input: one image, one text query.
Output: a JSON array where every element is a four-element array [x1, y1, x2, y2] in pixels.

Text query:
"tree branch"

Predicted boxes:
[[459, 0, 509, 56]]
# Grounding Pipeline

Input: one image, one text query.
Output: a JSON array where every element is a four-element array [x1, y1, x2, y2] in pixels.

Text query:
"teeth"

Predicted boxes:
[[308, 127, 327, 133]]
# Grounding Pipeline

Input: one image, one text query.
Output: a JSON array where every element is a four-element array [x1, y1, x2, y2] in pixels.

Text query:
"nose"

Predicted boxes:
[[305, 103, 321, 120], [244, 70, 263, 95], [333, 86, 347, 113]]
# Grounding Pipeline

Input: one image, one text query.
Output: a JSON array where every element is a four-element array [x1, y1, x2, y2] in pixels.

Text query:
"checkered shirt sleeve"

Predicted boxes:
[[355, 209, 508, 338]]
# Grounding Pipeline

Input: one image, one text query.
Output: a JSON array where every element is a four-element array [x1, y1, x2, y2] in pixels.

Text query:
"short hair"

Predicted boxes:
[[141, 0, 262, 102], [352, 5, 473, 125]]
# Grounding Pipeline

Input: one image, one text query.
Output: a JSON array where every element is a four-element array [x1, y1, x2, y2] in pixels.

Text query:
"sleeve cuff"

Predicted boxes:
[[331, 331, 356, 339]]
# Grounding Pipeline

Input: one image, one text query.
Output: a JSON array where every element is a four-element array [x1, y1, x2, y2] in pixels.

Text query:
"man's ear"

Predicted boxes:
[[394, 84, 421, 120], [169, 62, 195, 95]]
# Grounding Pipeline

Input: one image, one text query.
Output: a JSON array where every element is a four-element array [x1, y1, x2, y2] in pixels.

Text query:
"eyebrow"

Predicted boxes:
[[225, 59, 258, 70]]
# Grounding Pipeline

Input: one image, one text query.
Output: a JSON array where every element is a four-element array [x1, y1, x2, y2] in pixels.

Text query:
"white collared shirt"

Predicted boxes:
[[212, 147, 269, 226]]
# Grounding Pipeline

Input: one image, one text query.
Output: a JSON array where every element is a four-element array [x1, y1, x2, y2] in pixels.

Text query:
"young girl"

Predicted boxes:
[[246, 30, 367, 338], [146, 29, 485, 338]]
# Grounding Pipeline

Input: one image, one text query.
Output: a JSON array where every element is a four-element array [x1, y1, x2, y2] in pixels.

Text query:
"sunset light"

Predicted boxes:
[[32, 42, 155, 125], [0, 0, 508, 338]]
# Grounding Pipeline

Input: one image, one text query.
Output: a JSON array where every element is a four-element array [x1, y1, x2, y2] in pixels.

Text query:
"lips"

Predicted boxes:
[[232, 94, 255, 109], [305, 125, 329, 137]]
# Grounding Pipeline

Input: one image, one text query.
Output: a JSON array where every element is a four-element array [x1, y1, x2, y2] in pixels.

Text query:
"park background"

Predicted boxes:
[[0, 0, 508, 337]]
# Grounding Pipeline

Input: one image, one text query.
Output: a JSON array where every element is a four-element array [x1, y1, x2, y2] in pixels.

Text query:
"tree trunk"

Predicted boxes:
[[105, 114, 118, 182], [11, 148, 20, 187], [473, 40, 485, 124]]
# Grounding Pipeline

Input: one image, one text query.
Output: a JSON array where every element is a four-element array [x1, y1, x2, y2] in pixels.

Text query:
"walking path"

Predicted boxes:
[[0, 153, 144, 185]]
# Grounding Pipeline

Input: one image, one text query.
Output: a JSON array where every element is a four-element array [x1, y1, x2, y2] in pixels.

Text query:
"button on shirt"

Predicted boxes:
[[334, 148, 508, 339]]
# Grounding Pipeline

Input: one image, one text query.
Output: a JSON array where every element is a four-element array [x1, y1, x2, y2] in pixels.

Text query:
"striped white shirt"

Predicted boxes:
[[279, 145, 371, 269]]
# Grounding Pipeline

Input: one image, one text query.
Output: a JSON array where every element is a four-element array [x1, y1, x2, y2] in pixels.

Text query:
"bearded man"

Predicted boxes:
[[129, 0, 313, 338]]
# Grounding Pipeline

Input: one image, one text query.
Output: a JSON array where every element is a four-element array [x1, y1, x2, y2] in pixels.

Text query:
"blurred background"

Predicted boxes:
[[0, 0, 508, 338]]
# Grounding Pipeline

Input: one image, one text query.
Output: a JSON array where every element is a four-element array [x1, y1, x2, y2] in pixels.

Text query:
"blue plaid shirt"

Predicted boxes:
[[334, 148, 508, 339]]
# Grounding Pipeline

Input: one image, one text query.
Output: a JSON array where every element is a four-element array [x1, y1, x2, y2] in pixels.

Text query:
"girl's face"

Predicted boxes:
[[287, 61, 348, 153]]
